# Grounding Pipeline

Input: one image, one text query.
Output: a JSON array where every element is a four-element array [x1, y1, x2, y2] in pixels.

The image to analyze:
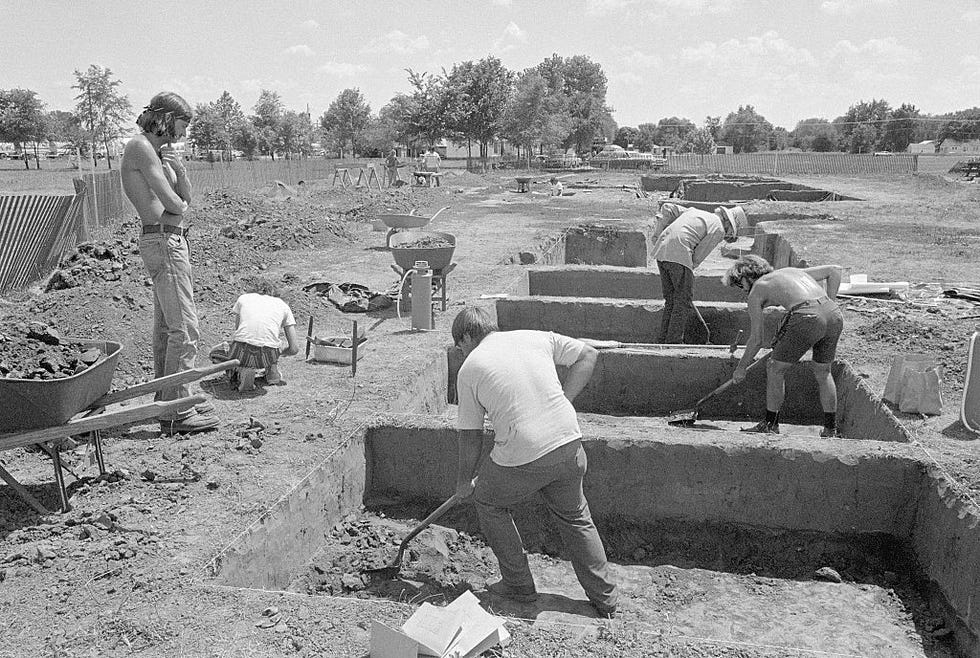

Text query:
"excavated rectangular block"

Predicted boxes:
[[524, 265, 745, 302]]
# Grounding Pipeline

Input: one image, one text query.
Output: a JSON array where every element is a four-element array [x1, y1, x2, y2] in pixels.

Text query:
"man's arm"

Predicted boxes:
[[131, 142, 188, 215], [733, 286, 767, 383], [691, 226, 724, 269], [162, 149, 193, 205], [803, 265, 842, 300], [281, 324, 300, 356], [455, 429, 484, 498], [562, 344, 598, 401]]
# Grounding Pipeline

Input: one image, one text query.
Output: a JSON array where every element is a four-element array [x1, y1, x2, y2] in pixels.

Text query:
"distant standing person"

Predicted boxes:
[[652, 205, 746, 344], [423, 148, 441, 172], [452, 307, 619, 618], [121, 91, 218, 435], [384, 149, 401, 187], [723, 255, 844, 436]]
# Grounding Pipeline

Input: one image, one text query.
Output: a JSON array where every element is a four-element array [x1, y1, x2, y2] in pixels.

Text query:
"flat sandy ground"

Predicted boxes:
[[0, 167, 977, 657]]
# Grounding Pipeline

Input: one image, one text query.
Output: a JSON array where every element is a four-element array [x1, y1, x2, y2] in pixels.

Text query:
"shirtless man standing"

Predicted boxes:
[[723, 255, 844, 437], [121, 92, 218, 435]]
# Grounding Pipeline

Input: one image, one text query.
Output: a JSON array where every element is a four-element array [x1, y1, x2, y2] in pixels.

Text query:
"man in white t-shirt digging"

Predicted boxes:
[[452, 307, 619, 618]]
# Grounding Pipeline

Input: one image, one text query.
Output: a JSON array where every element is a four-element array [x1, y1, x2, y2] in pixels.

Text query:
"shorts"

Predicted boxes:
[[770, 297, 843, 364], [228, 341, 280, 369]]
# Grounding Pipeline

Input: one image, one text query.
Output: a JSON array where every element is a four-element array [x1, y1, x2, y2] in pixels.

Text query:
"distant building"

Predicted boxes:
[[715, 144, 733, 155], [907, 140, 937, 154], [938, 138, 980, 154]]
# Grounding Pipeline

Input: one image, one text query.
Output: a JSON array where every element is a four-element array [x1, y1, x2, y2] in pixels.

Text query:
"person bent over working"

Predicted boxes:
[[723, 255, 844, 437], [229, 277, 300, 392], [652, 205, 746, 344], [452, 307, 619, 618]]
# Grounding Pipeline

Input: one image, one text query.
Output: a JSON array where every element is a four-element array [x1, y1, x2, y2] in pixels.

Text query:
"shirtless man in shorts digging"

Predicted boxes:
[[722, 255, 844, 437], [121, 92, 218, 435]]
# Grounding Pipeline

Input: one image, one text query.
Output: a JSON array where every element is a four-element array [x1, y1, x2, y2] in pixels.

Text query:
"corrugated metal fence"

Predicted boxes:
[[666, 153, 918, 176], [0, 190, 87, 292]]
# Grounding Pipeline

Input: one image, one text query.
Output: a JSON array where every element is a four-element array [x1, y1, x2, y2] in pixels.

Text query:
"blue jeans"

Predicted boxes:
[[658, 260, 709, 344], [139, 233, 199, 420], [474, 439, 618, 611]]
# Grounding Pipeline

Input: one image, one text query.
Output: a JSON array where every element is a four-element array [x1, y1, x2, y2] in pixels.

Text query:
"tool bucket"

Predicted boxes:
[[0, 340, 123, 432]]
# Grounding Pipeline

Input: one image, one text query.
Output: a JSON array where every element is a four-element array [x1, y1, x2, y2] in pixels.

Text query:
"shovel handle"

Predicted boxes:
[[695, 352, 772, 407], [397, 493, 461, 552]]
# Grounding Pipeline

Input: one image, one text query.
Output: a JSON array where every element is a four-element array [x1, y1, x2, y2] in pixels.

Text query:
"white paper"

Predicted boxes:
[[401, 602, 464, 657]]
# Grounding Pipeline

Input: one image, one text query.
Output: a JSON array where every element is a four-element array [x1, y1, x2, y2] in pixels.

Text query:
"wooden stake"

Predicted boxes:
[[351, 320, 358, 378], [305, 315, 315, 360]]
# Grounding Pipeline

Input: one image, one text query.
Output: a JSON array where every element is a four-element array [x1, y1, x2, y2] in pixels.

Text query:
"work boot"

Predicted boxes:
[[486, 580, 539, 603], [820, 427, 841, 438], [160, 411, 220, 436], [590, 600, 618, 619], [741, 420, 780, 434], [194, 399, 215, 415]]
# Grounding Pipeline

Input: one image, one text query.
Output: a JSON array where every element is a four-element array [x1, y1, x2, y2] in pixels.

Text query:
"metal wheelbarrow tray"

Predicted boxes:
[[389, 231, 457, 271], [0, 339, 123, 432]]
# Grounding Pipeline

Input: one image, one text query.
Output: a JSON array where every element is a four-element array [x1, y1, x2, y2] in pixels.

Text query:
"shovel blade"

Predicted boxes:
[[666, 408, 698, 426]]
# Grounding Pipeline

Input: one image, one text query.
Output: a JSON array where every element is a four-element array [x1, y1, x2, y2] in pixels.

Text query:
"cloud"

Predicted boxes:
[[654, 0, 734, 14], [282, 44, 314, 57], [492, 21, 527, 51], [301, 19, 319, 30], [962, 55, 980, 68], [828, 37, 920, 65], [964, 8, 980, 21], [821, 0, 894, 15], [319, 61, 371, 76], [490, 0, 512, 5], [364, 30, 431, 55], [585, 0, 638, 15]]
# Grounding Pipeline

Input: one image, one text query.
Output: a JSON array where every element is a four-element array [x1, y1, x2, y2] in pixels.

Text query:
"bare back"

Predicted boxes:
[[121, 135, 187, 226], [752, 268, 829, 310]]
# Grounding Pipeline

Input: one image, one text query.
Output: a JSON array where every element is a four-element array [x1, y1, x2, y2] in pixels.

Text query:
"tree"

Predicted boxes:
[[704, 116, 721, 140], [402, 69, 448, 151], [376, 94, 417, 150], [279, 110, 314, 158], [879, 103, 920, 152], [834, 99, 890, 153], [558, 55, 614, 154], [319, 88, 371, 158], [0, 88, 47, 169], [770, 127, 791, 151], [937, 107, 980, 146], [443, 56, 514, 169], [652, 117, 696, 151], [189, 103, 221, 158], [719, 105, 773, 153], [231, 122, 259, 159], [688, 127, 716, 155], [636, 123, 658, 152], [251, 89, 284, 159], [500, 70, 568, 165], [72, 65, 132, 168], [613, 126, 639, 149], [791, 118, 839, 151]]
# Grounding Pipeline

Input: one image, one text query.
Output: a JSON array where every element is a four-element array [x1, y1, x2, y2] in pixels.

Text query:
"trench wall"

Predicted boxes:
[[495, 296, 784, 346], [210, 349, 451, 589], [523, 265, 744, 302], [564, 227, 653, 267]]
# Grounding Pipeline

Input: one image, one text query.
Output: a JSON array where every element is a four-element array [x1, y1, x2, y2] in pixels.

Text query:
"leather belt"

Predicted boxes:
[[142, 224, 190, 237]]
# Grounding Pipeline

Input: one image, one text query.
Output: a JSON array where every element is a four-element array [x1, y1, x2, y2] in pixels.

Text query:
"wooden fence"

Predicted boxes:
[[665, 153, 918, 176], [0, 191, 86, 292]]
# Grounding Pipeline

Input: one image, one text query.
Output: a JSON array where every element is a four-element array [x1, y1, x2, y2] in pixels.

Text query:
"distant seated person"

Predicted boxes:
[[422, 148, 441, 172], [550, 177, 563, 196], [229, 277, 300, 392]]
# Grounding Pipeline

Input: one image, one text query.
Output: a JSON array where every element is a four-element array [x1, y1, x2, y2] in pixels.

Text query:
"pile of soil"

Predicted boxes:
[[393, 236, 454, 249], [45, 236, 141, 292], [0, 321, 103, 379], [289, 511, 496, 605]]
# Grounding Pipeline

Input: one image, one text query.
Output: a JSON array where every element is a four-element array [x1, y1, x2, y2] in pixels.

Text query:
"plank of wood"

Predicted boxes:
[[0, 464, 50, 514], [0, 396, 204, 451], [91, 361, 238, 407]]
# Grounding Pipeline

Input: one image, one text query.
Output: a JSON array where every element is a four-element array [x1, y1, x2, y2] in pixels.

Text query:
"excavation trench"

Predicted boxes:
[[207, 226, 978, 656]]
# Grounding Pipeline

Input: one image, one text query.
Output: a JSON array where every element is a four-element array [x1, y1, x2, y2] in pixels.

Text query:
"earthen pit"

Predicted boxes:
[[208, 345, 979, 656]]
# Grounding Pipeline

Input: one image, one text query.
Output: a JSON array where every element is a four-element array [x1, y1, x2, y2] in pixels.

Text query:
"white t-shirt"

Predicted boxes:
[[232, 293, 296, 348], [551, 181, 563, 196], [457, 330, 586, 467]]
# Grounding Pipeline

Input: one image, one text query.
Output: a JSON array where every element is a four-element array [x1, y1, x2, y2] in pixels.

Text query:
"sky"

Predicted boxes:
[[3, 0, 979, 131]]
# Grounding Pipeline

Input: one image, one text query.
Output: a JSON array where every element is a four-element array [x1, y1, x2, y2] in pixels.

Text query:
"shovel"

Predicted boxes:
[[666, 352, 772, 426], [362, 493, 462, 579]]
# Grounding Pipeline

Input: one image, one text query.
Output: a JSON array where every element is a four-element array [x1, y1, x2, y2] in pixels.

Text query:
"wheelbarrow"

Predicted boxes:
[[378, 206, 450, 247]]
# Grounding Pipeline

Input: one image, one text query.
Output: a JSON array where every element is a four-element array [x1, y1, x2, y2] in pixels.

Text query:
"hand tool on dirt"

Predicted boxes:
[[362, 493, 462, 579], [667, 352, 772, 427], [305, 315, 315, 360]]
